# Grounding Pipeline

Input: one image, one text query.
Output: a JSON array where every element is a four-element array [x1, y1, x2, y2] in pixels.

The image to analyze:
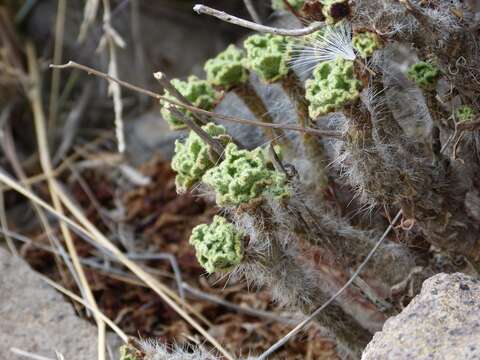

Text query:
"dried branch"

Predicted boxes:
[[168, 106, 225, 157], [50, 61, 342, 139], [154, 71, 208, 125], [154, 71, 226, 156], [193, 4, 324, 36]]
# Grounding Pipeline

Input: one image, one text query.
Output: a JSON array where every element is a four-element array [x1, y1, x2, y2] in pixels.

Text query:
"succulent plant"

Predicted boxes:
[[305, 57, 361, 118], [202, 143, 290, 206], [352, 31, 380, 59], [271, 0, 305, 11], [171, 123, 231, 193], [189, 215, 244, 273], [204, 45, 249, 88], [160, 76, 221, 130], [243, 33, 291, 83], [456, 105, 476, 122], [407, 61, 440, 90]]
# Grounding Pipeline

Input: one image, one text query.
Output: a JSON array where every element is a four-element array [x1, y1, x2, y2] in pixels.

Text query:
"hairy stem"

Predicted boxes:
[[234, 82, 287, 144]]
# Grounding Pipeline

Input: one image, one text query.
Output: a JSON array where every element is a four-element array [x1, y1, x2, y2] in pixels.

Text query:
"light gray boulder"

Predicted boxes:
[[0, 247, 97, 360], [362, 272, 480, 360]]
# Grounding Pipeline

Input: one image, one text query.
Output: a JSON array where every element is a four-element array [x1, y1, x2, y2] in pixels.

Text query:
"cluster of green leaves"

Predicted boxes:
[[189, 215, 244, 273], [407, 61, 440, 90], [160, 76, 221, 130], [352, 31, 380, 59], [171, 123, 231, 193], [456, 105, 476, 122], [204, 45, 249, 88], [162, 32, 294, 130], [202, 143, 290, 206], [305, 58, 361, 118], [243, 33, 291, 83]]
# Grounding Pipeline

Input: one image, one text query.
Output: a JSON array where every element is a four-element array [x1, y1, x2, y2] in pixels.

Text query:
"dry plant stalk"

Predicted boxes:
[[25, 42, 107, 360]]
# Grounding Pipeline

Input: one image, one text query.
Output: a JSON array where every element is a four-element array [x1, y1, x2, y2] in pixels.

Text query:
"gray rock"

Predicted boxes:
[[362, 272, 480, 360], [125, 110, 186, 165], [0, 248, 97, 360]]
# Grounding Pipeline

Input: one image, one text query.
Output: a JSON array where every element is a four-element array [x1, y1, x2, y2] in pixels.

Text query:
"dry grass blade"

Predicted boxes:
[[26, 42, 107, 360], [0, 190, 17, 255], [39, 274, 129, 343], [1, 103, 85, 304], [78, 0, 100, 42], [47, 0, 66, 131], [10, 348, 55, 360]]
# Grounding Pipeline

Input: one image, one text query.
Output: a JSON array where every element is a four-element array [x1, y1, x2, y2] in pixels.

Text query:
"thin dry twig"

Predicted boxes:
[[53, 186, 235, 359], [53, 82, 92, 165], [1, 97, 84, 302], [0, 107, 17, 256], [167, 105, 225, 157], [128, 252, 186, 303], [193, 4, 324, 36], [50, 62, 342, 139], [0, 133, 112, 193], [2, 226, 212, 328], [154, 71, 209, 125]]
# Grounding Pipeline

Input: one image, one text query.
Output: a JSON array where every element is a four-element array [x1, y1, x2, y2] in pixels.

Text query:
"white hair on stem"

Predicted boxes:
[[289, 22, 356, 76]]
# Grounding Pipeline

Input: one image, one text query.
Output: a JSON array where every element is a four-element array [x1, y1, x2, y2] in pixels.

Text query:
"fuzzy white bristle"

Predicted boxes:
[[290, 22, 356, 75]]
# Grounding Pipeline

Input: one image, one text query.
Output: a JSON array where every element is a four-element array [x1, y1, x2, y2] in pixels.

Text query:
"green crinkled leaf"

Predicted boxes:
[[189, 216, 244, 273], [171, 123, 231, 193], [202, 143, 290, 206], [456, 105, 476, 122], [160, 76, 221, 130], [119, 345, 138, 360], [305, 57, 361, 118], [352, 32, 380, 59], [407, 61, 440, 90], [244, 34, 291, 83], [204, 45, 248, 88]]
